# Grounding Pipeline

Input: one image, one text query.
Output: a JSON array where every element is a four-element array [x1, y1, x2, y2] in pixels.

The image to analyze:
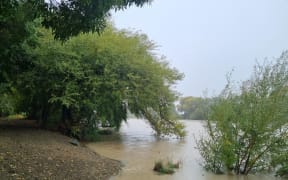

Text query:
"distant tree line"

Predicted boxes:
[[177, 96, 214, 120]]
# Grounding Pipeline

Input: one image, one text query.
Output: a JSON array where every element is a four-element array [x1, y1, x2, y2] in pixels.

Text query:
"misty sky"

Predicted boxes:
[[111, 0, 288, 97]]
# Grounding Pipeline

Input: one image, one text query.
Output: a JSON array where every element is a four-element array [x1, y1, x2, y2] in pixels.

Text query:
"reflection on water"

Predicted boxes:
[[87, 119, 281, 180]]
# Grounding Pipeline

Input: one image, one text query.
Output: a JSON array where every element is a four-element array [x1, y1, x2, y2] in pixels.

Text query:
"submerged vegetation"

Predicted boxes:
[[153, 160, 181, 174], [197, 52, 288, 177]]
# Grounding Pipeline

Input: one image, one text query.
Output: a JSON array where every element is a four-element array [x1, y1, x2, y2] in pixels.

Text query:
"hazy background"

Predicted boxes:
[[111, 0, 288, 97]]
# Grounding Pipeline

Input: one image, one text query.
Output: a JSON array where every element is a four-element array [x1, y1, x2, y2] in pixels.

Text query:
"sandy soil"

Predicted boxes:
[[0, 119, 122, 180]]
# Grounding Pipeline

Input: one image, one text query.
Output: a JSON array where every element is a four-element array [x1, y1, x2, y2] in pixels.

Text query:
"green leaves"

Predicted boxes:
[[198, 52, 288, 175], [41, 0, 152, 41], [0, 0, 185, 138], [16, 24, 183, 137]]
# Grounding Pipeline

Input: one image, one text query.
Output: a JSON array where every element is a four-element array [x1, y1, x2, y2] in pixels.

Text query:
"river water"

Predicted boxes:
[[87, 119, 282, 180]]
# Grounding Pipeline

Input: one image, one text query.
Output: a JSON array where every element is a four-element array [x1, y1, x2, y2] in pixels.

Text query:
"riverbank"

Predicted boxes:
[[0, 119, 122, 180]]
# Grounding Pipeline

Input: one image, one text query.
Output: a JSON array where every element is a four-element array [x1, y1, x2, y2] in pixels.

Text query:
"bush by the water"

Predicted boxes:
[[197, 53, 288, 176]]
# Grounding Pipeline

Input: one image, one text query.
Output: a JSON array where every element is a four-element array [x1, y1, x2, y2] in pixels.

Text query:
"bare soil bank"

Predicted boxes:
[[0, 119, 121, 180]]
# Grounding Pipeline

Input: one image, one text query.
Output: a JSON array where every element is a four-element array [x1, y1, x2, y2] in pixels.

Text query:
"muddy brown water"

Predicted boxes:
[[87, 119, 282, 180]]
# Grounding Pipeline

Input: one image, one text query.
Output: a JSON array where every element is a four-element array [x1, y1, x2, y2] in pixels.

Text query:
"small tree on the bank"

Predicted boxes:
[[197, 52, 288, 176]]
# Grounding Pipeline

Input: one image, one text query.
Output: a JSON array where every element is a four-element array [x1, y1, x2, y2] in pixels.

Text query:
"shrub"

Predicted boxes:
[[197, 53, 288, 176]]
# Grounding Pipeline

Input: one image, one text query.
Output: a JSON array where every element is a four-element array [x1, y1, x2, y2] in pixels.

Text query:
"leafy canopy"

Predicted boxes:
[[18, 25, 185, 138], [1, 0, 152, 41], [0, 0, 152, 116]]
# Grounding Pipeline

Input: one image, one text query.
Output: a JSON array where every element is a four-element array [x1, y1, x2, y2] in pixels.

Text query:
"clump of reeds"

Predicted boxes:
[[153, 159, 181, 174]]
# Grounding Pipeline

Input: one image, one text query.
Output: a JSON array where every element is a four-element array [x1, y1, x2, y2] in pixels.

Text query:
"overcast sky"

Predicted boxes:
[[111, 0, 288, 97]]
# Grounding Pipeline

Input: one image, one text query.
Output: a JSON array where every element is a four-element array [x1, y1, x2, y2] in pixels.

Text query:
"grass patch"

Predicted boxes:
[[153, 160, 181, 175]]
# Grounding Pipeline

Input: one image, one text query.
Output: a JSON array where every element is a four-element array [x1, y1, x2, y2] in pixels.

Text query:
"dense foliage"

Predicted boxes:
[[0, 0, 152, 80], [2, 25, 185, 138], [0, 0, 152, 117], [197, 53, 288, 176], [1, 0, 152, 40], [1, 0, 186, 138]]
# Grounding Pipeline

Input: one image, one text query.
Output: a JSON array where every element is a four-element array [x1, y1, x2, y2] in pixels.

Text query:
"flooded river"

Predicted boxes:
[[87, 119, 282, 180]]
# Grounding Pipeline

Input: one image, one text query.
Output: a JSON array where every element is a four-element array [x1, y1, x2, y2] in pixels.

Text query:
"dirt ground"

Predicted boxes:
[[0, 119, 122, 180]]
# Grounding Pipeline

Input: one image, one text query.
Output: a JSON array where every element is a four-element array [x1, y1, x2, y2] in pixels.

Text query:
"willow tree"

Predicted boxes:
[[19, 25, 185, 138], [197, 52, 288, 176]]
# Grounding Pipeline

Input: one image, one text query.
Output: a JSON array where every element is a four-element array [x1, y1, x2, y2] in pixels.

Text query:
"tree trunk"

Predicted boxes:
[[38, 104, 48, 128], [60, 106, 72, 135], [242, 153, 250, 175]]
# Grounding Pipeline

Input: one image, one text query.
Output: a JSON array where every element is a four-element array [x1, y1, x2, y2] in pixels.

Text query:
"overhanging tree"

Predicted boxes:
[[18, 26, 185, 138]]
